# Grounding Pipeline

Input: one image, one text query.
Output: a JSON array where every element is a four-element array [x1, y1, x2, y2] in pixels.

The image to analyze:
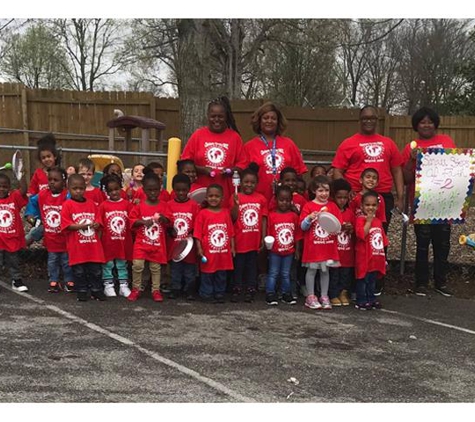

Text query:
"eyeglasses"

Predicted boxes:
[[360, 117, 378, 122]]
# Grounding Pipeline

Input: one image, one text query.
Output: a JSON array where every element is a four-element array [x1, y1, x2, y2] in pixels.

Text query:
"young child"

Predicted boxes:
[[310, 165, 327, 178], [354, 190, 388, 310], [102, 162, 128, 201], [296, 176, 309, 200], [0, 171, 29, 292], [60, 174, 106, 302], [128, 169, 170, 302], [28, 133, 60, 196], [329, 178, 355, 306], [38, 167, 74, 293], [194, 184, 235, 303], [349, 168, 386, 224], [229, 164, 268, 303], [78, 158, 104, 206], [167, 174, 200, 300], [145, 162, 171, 203], [268, 167, 307, 214], [98, 173, 133, 298], [300, 175, 342, 310], [265, 185, 302, 306], [125, 163, 145, 204]]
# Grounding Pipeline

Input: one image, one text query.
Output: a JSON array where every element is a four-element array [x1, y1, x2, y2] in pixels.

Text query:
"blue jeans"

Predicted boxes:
[[47, 252, 73, 283], [232, 251, 258, 292], [199, 271, 227, 299], [356, 271, 377, 305], [266, 252, 293, 295], [329, 267, 354, 299], [170, 261, 196, 292]]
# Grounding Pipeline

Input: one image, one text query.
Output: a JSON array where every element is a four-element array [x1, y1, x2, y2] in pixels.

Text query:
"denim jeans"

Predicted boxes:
[[414, 224, 451, 288], [0, 250, 21, 280], [47, 252, 73, 283], [232, 251, 258, 292], [200, 270, 227, 298], [356, 271, 377, 305], [266, 252, 293, 295], [329, 267, 354, 299], [170, 260, 196, 292], [72, 263, 103, 293], [102, 259, 129, 282]]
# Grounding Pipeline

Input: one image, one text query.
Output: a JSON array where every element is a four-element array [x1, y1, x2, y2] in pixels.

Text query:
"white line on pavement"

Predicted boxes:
[[1, 282, 255, 403]]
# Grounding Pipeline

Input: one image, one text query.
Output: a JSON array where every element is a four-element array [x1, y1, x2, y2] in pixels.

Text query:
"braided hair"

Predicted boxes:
[[208, 96, 239, 134]]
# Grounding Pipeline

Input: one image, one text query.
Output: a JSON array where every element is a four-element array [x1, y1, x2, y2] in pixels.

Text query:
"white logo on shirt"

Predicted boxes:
[[45, 210, 61, 228], [0, 210, 13, 229]]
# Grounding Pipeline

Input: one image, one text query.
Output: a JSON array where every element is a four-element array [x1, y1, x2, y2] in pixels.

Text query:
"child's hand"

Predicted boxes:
[[233, 193, 239, 205], [307, 211, 318, 222], [290, 204, 300, 215], [294, 249, 300, 261], [91, 222, 100, 230], [133, 198, 140, 205], [366, 212, 375, 222], [143, 219, 154, 228], [342, 222, 353, 234]]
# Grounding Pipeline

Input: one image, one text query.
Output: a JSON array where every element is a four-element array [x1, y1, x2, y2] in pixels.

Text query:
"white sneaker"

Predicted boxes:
[[104, 284, 117, 297], [119, 284, 131, 298], [12, 279, 28, 292]]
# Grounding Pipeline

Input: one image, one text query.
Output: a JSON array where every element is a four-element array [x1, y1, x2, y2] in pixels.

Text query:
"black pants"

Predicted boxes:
[[232, 251, 258, 292], [0, 250, 22, 280], [414, 224, 451, 288], [329, 267, 354, 299], [72, 263, 103, 293]]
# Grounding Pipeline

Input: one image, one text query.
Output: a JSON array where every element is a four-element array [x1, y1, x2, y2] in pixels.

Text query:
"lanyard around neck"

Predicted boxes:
[[259, 133, 277, 175]]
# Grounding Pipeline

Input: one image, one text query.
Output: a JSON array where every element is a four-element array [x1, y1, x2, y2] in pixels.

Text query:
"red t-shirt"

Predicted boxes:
[[167, 199, 201, 264], [193, 208, 234, 273], [268, 192, 307, 214], [169, 182, 205, 202], [28, 168, 49, 196], [60, 198, 105, 266], [98, 199, 133, 262], [229, 191, 268, 253], [243, 136, 308, 201], [181, 127, 247, 202], [267, 211, 303, 256], [38, 189, 68, 253], [332, 133, 403, 193], [84, 187, 104, 206], [129, 201, 169, 264], [0, 190, 28, 252], [299, 201, 342, 263], [337, 207, 356, 268], [401, 134, 456, 210], [355, 216, 388, 279], [349, 192, 386, 223]]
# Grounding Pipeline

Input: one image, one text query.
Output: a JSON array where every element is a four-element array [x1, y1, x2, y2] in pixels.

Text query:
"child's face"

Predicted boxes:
[[106, 181, 122, 201], [311, 166, 326, 178], [362, 195, 378, 216], [281, 172, 297, 192], [296, 180, 306, 195], [181, 163, 197, 184], [333, 189, 349, 210], [78, 165, 94, 187], [48, 171, 65, 194], [153, 167, 164, 182], [69, 178, 86, 201], [174, 182, 190, 202], [276, 190, 292, 212], [143, 179, 160, 202], [107, 164, 122, 177], [361, 171, 378, 191], [66, 166, 76, 176], [241, 174, 257, 195], [40, 150, 56, 169], [206, 187, 223, 207], [0, 178, 10, 199], [315, 184, 330, 203], [132, 165, 145, 182]]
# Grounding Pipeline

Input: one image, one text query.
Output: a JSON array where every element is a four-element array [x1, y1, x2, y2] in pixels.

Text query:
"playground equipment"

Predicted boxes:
[[459, 234, 475, 248]]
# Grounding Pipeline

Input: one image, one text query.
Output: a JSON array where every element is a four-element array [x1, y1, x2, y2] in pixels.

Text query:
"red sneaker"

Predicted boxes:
[[152, 290, 163, 302], [127, 289, 141, 302]]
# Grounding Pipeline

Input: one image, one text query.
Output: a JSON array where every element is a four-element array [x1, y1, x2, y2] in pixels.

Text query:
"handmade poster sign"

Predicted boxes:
[[413, 148, 475, 224]]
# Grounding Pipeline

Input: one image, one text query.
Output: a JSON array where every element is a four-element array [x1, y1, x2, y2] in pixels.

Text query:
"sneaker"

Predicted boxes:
[[230, 291, 240, 303], [415, 285, 429, 297], [168, 290, 179, 300], [350, 292, 357, 302], [185, 293, 196, 301], [355, 303, 368, 310], [91, 290, 106, 301], [266, 293, 278, 306], [330, 297, 342, 307], [372, 301, 383, 309], [104, 284, 117, 297], [152, 290, 164, 302], [48, 281, 61, 293], [244, 292, 253, 303], [127, 289, 141, 302], [282, 293, 297, 305], [64, 281, 75, 293], [435, 286, 453, 297], [77, 291, 88, 302], [119, 284, 131, 298], [12, 279, 28, 292], [339, 290, 350, 306], [320, 296, 332, 310], [215, 294, 225, 304], [305, 294, 322, 310], [160, 284, 171, 294]]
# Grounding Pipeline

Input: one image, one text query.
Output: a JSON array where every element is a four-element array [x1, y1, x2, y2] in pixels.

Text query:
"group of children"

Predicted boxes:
[[0, 134, 388, 311]]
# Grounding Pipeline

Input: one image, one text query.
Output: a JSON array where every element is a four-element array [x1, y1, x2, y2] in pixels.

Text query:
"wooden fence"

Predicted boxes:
[[1, 82, 475, 177]]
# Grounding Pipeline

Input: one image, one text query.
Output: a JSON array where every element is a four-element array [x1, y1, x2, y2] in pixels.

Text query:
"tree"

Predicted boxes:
[[0, 21, 71, 89]]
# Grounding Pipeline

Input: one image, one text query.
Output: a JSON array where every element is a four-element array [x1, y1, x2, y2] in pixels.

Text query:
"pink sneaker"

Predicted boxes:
[[320, 296, 332, 310], [152, 290, 164, 302], [305, 294, 322, 310]]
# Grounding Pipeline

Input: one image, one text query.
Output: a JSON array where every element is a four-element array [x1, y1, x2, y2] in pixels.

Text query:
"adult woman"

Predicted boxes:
[[332, 105, 404, 230], [401, 107, 455, 297], [243, 102, 307, 202], [181, 96, 247, 202]]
